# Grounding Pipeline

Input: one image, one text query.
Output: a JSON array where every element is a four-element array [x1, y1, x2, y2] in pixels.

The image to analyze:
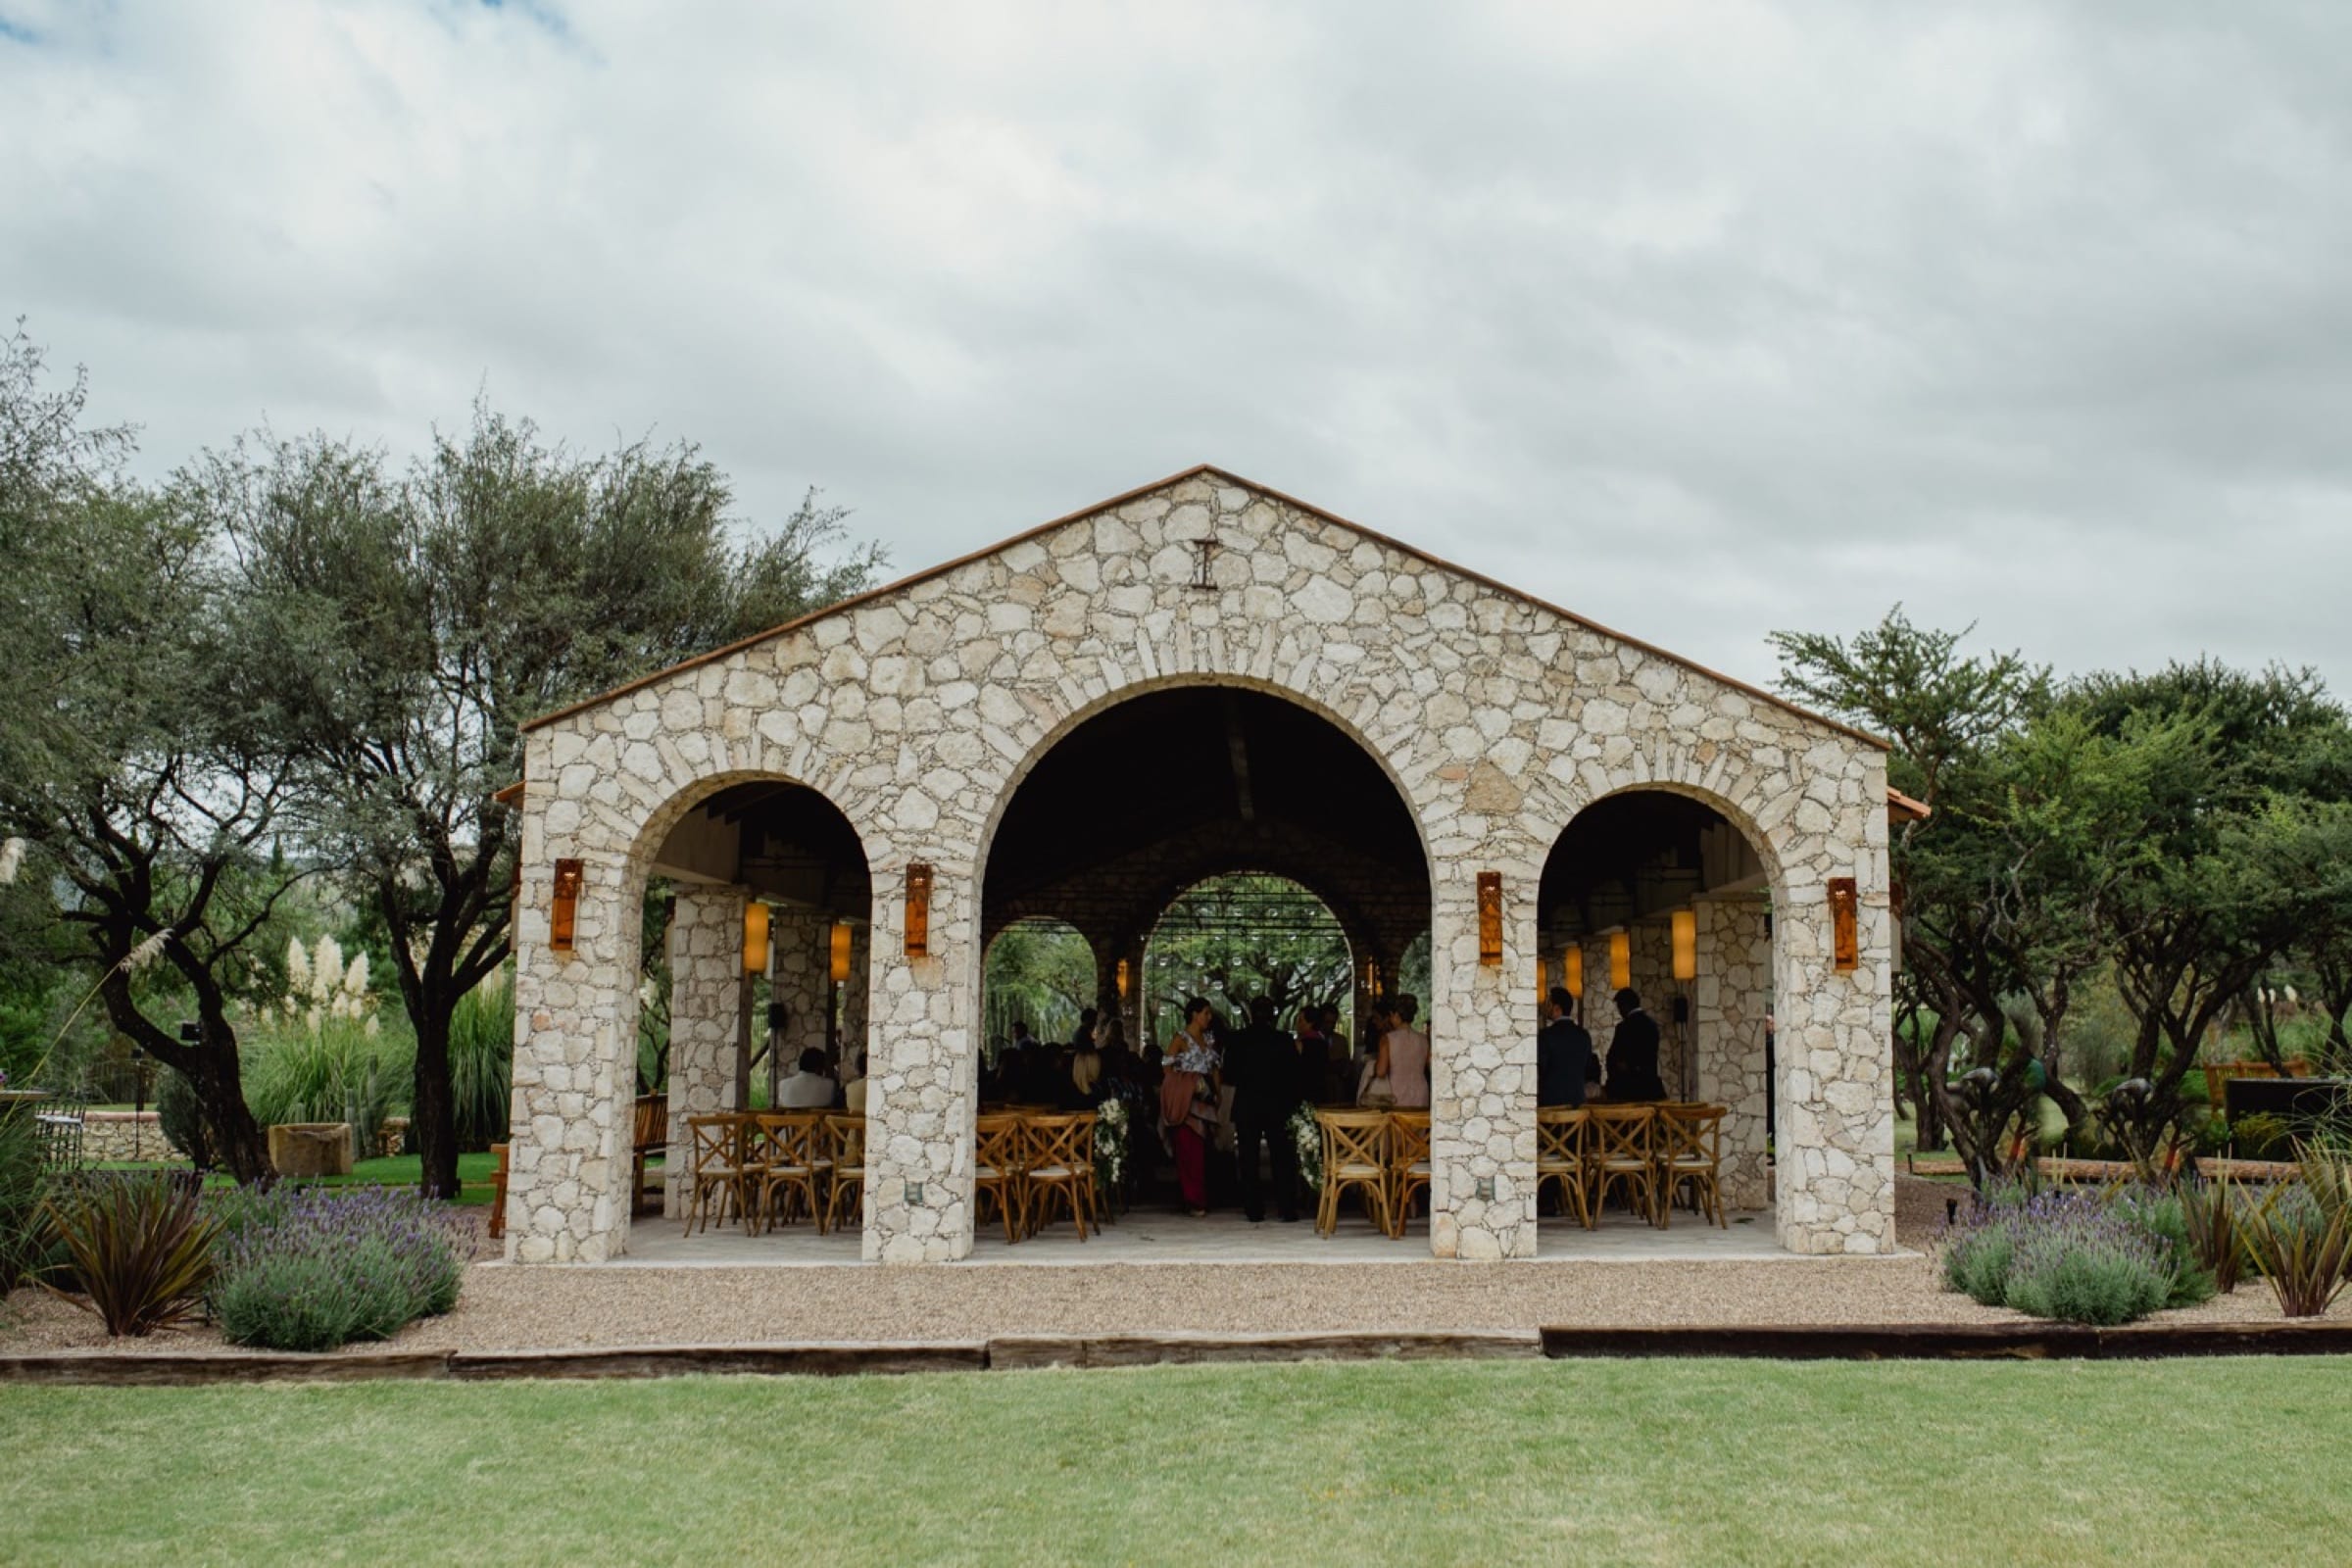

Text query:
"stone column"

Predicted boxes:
[[840, 921, 871, 1067], [865, 859, 974, 1262], [1694, 895, 1772, 1210], [1773, 853, 1897, 1255], [662, 884, 747, 1220], [1580, 937, 1615, 1059], [768, 906, 830, 1080], [1427, 867, 1537, 1260], [505, 849, 641, 1263]]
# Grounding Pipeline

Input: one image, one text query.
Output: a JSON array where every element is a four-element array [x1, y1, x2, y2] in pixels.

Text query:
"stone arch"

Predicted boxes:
[[969, 669, 1439, 903]]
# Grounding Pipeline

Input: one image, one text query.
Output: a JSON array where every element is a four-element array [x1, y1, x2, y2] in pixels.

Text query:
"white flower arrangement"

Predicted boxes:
[[1095, 1096, 1130, 1190], [1288, 1103, 1323, 1192]]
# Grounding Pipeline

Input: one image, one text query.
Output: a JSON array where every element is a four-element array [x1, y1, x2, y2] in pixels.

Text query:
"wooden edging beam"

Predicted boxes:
[[6, 1321, 2351, 1386], [1539, 1321, 2352, 1360]]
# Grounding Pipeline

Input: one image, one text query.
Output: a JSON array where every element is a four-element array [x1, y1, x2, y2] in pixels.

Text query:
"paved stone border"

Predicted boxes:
[[4, 1320, 2349, 1385]]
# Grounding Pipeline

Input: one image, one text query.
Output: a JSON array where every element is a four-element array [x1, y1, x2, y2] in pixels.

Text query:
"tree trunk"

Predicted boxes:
[[196, 1056, 273, 1185], [412, 1004, 462, 1201]]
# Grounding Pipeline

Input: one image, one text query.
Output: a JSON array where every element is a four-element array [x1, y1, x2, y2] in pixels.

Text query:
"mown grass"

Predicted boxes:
[[93, 1151, 503, 1204], [2, 1356, 2347, 1566]]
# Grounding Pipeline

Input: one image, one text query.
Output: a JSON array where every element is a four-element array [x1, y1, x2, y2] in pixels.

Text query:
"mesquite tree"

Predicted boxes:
[[197, 407, 883, 1198], [0, 337, 302, 1180]]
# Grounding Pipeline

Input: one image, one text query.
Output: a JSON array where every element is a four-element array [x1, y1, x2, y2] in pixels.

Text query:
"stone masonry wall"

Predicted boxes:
[[1694, 895, 1773, 1210], [506, 469, 1896, 1262], [658, 884, 744, 1225]]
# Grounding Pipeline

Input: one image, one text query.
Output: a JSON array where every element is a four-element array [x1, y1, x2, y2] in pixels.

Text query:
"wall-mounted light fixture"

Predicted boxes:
[[550, 859, 583, 954], [743, 900, 770, 975], [830, 921, 855, 985], [1563, 945, 1584, 999], [1477, 871, 1503, 966], [1829, 877, 1860, 972], [1115, 957, 1131, 1001], [904, 863, 932, 958], [1608, 930, 1631, 992], [1363, 956, 1384, 999], [1671, 908, 1697, 983]]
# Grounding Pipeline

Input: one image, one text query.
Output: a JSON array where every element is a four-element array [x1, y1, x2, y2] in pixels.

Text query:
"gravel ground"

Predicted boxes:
[[5, 1178, 2339, 1355]]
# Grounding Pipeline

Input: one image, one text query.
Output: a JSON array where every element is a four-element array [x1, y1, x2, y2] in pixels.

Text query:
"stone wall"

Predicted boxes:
[[656, 884, 744, 1226], [1694, 896, 1773, 1209], [507, 467, 1896, 1263], [79, 1110, 177, 1164]]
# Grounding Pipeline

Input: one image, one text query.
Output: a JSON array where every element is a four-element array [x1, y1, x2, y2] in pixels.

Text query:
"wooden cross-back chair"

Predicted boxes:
[[1315, 1109, 1394, 1238], [973, 1113, 1029, 1244], [630, 1094, 667, 1207], [1654, 1102, 1727, 1229], [752, 1112, 828, 1233], [1387, 1110, 1432, 1238], [1022, 1112, 1098, 1242], [684, 1113, 759, 1236], [1537, 1107, 1592, 1229], [1587, 1103, 1659, 1226], [823, 1114, 867, 1235]]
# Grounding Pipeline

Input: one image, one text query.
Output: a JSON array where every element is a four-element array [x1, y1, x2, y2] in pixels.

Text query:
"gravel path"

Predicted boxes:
[[5, 1177, 2339, 1355]]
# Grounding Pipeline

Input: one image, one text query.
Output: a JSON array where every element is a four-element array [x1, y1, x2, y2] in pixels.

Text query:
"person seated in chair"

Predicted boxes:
[[778, 1048, 836, 1108]]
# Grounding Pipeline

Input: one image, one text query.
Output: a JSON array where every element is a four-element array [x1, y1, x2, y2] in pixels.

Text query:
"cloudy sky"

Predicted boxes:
[[5, 1, 2348, 692]]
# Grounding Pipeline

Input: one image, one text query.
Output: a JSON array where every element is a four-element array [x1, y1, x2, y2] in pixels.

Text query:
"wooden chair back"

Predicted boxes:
[[1589, 1103, 1655, 1167], [973, 1112, 1030, 1244], [1655, 1103, 1723, 1166], [687, 1114, 744, 1173], [1536, 1107, 1591, 1228], [824, 1114, 867, 1170], [1319, 1108, 1391, 1175], [1388, 1109, 1432, 1166], [754, 1111, 825, 1172], [1024, 1112, 1096, 1175]]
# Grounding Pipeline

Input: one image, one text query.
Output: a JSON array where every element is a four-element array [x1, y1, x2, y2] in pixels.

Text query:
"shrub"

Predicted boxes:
[[1936, 1188, 2179, 1326], [2178, 1176, 2249, 1294], [156, 1066, 215, 1168], [2112, 1186, 2217, 1307], [0, 1102, 52, 1291], [2239, 1185, 2351, 1319], [449, 967, 513, 1152], [42, 1172, 219, 1337], [210, 1186, 463, 1351]]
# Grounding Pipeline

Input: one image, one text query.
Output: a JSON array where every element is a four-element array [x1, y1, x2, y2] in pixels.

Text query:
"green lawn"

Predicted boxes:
[[2, 1358, 2346, 1566], [92, 1151, 504, 1204]]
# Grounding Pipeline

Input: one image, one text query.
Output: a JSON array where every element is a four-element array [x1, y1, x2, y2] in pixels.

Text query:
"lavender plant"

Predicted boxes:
[[207, 1185, 464, 1351], [1936, 1187, 2179, 1325]]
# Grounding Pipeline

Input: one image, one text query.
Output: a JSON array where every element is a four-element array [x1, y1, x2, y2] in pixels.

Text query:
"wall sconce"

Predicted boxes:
[[904, 863, 932, 958], [1671, 908, 1697, 983], [1115, 958, 1131, 1001], [550, 858, 582, 954], [743, 901, 770, 975], [1829, 877, 1860, 972], [829, 921, 854, 984], [1362, 956, 1384, 999], [1608, 930, 1631, 992], [1562, 945, 1584, 999], [1477, 871, 1503, 966]]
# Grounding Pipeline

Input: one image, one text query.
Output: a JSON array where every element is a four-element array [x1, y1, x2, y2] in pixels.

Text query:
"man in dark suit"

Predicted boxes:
[[1225, 996, 1303, 1222], [1536, 987, 1593, 1108], [1605, 987, 1667, 1102]]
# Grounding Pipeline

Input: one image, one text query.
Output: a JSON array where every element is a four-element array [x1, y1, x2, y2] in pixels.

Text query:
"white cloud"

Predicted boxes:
[[4, 0, 2348, 688]]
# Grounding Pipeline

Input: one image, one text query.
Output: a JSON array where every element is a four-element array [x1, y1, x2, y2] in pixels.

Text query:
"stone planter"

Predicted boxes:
[[268, 1122, 355, 1179]]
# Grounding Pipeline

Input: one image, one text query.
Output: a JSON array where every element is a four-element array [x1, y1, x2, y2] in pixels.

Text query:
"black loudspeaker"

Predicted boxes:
[[767, 1003, 789, 1032], [1671, 996, 1690, 1024]]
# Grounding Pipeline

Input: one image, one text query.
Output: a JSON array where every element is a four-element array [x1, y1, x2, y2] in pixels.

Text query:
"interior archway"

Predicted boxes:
[[1539, 786, 1778, 1236], [977, 683, 1431, 1240]]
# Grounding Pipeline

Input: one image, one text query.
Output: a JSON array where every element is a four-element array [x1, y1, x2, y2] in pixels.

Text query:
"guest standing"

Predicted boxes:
[[1604, 988, 1667, 1102], [1225, 998, 1303, 1223], [1158, 998, 1221, 1216], [1536, 989, 1592, 1108], [1377, 995, 1431, 1108]]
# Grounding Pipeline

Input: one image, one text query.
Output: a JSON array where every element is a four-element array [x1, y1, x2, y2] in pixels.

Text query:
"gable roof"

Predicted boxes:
[[522, 463, 1888, 750]]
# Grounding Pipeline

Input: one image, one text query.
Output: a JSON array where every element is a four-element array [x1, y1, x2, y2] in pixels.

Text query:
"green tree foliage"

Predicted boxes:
[[0, 328, 301, 1180], [982, 920, 1095, 1050], [190, 406, 885, 1196], [1143, 875, 1353, 1045]]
